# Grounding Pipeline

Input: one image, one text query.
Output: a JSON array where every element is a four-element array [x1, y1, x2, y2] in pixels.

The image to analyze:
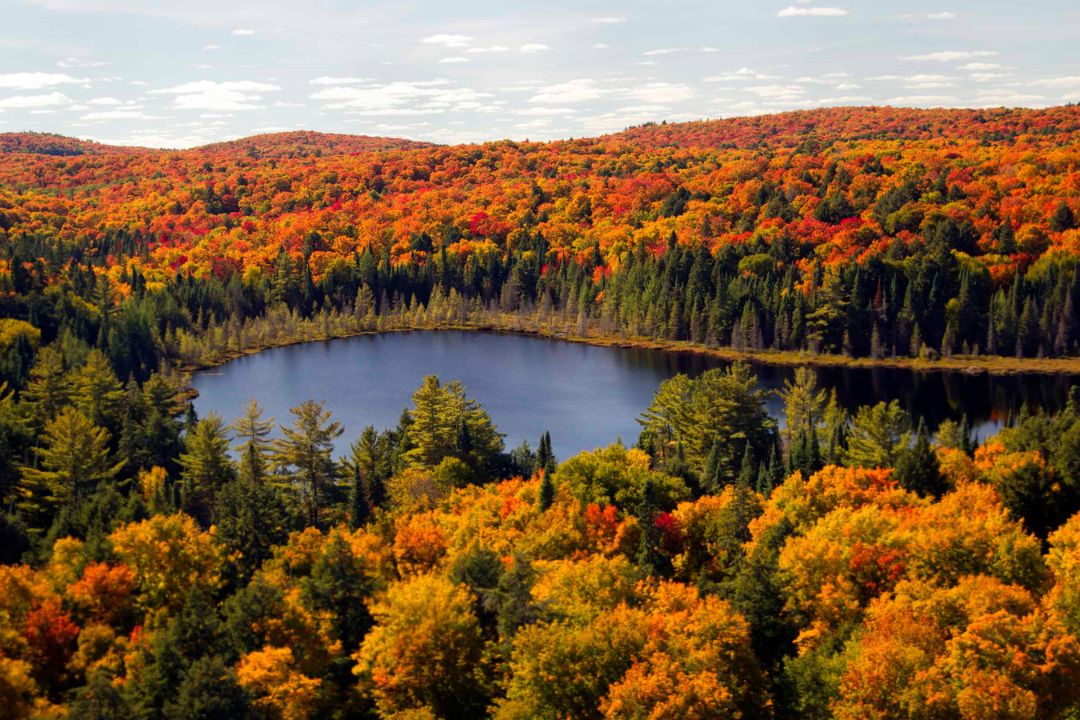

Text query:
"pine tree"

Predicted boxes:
[[70, 349, 125, 433], [230, 400, 274, 486], [179, 414, 235, 527], [538, 469, 555, 511], [893, 420, 946, 498], [22, 346, 69, 426], [273, 400, 343, 529], [20, 408, 125, 515]]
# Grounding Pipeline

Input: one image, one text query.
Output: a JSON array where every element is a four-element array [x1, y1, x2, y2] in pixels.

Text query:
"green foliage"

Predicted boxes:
[[553, 443, 689, 512], [19, 407, 124, 518], [639, 363, 777, 485], [179, 414, 235, 526], [272, 400, 343, 528], [403, 375, 504, 480], [843, 400, 912, 468]]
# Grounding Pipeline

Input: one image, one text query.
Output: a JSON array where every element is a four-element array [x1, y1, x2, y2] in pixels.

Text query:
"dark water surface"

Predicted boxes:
[[191, 331, 1080, 460]]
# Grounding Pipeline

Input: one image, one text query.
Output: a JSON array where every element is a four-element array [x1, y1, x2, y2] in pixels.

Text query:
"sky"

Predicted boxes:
[[0, 0, 1077, 148]]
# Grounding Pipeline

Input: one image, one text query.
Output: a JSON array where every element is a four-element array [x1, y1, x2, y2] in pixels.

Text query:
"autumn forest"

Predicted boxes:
[[1, 105, 1080, 718]]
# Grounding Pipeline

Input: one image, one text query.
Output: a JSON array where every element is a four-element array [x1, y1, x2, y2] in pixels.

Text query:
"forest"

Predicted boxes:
[[1, 105, 1080, 718]]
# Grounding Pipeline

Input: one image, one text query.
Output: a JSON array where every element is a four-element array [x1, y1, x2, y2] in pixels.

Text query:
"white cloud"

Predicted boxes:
[[87, 96, 122, 105], [439, 56, 469, 64], [883, 94, 961, 105], [150, 80, 280, 110], [309, 76, 366, 85], [901, 50, 996, 61], [959, 62, 1002, 70], [777, 6, 848, 17], [643, 48, 684, 56], [747, 84, 806, 100], [82, 109, 158, 120], [515, 106, 577, 116], [529, 78, 606, 104], [625, 82, 694, 103], [520, 43, 550, 54], [309, 79, 494, 116], [590, 16, 626, 23], [467, 45, 510, 54], [232, 28, 255, 36], [900, 11, 956, 20], [593, 43, 610, 49], [704, 68, 779, 82], [0, 72, 86, 90], [57, 57, 106, 68], [1030, 76, 1080, 87], [421, 34, 473, 48], [0, 91, 71, 108]]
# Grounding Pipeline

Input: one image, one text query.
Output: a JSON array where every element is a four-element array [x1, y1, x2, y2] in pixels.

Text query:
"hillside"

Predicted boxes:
[[1, 105, 1079, 364], [0, 131, 144, 156]]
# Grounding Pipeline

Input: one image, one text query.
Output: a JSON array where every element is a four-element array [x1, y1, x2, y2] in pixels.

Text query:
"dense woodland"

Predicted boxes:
[[1, 106, 1080, 718]]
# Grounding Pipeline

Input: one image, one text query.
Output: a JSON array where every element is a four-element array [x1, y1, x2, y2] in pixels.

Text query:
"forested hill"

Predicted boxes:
[[1, 105, 1080, 370], [606, 105, 1080, 148]]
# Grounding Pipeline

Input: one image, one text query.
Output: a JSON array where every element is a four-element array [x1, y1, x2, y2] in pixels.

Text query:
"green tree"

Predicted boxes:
[[70, 349, 125, 433], [779, 367, 826, 451], [273, 400, 343, 528], [893, 421, 947, 497], [179, 414, 235, 527], [842, 400, 911, 468], [639, 363, 776, 481], [230, 400, 274, 487], [20, 407, 124, 515], [22, 346, 69, 426], [404, 375, 504, 477]]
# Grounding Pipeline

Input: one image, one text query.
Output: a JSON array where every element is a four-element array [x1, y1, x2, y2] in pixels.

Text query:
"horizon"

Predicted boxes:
[[4, 102, 1076, 151], [1, 0, 1078, 149]]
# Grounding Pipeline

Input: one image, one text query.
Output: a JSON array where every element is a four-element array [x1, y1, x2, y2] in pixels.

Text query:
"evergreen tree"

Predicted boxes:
[[70, 349, 125, 433], [272, 400, 343, 529], [178, 414, 235, 527], [893, 421, 947, 497], [20, 407, 124, 517], [22, 346, 69, 426]]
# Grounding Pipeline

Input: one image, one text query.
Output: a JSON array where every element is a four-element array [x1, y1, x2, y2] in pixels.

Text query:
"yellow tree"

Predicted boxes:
[[108, 514, 222, 612], [353, 573, 487, 717]]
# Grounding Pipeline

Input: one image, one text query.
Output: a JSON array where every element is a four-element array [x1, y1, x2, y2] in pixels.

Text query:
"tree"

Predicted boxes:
[[109, 513, 222, 612], [20, 408, 124, 515], [236, 646, 321, 720], [230, 400, 274, 487], [70, 349, 124, 433], [404, 375, 504, 477], [353, 574, 488, 718], [843, 401, 911, 468], [22, 346, 69, 426], [273, 400, 343, 529], [342, 426, 387, 528], [780, 367, 827, 452], [893, 421, 946, 497], [537, 431, 556, 477], [179, 414, 235, 526], [639, 363, 776, 482]]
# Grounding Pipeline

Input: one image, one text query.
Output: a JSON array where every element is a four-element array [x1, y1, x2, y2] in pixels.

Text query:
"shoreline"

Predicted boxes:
[[177, 319, 1080, 394]]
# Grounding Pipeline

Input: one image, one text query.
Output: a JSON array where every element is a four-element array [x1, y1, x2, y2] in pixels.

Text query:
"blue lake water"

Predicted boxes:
[[191, 330, 1080, 460]]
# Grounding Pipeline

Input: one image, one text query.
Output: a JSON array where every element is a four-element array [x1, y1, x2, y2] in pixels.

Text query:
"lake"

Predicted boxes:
[[191, 330, 1080, 460]]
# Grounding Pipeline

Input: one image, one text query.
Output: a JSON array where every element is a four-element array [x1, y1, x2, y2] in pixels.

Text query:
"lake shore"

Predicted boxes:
[[178, 312, 1080, 385]]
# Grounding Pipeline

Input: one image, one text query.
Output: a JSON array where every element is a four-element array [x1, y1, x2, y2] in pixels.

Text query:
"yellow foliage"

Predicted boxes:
[[237, 646, 321, 720], [108, 513, 222, 611]]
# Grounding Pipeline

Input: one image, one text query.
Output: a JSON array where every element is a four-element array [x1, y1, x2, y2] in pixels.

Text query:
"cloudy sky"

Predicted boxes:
[[0, 0, 1077, 148]]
